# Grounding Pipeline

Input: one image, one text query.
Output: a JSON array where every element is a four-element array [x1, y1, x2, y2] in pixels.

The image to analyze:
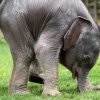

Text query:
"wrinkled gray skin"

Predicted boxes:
[[60, 47, 100, 92], [30, 42, 100, 92], [0, 0, 100, 96]]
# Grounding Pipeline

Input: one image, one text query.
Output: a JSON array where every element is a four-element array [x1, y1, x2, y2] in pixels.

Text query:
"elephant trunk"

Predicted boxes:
[[77, 68, 91, 92], [72, 63, 92, 92]]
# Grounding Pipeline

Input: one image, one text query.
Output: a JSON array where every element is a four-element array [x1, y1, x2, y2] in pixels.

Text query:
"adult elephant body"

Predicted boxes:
[[0, 0, 100, 96]]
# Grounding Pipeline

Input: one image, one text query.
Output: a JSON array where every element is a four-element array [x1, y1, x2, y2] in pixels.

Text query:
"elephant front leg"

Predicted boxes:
[[9, 55, 31, 95], [35, 34, 62, 96], [41, 63, 60, 96]]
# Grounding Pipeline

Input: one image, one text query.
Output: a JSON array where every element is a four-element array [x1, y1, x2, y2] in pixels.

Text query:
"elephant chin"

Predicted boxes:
[[72, 63, 79, 79]]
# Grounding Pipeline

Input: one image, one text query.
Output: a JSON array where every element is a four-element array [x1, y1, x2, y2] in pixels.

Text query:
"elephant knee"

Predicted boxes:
[[35, 41, 50, 56]]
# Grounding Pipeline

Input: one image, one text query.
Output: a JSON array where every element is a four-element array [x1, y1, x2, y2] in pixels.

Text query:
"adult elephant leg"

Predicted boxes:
[[35, 34, 62, 96], [9, 51, 32, 95], [29, 60, 44, 84], [0, 15, 34, 95]]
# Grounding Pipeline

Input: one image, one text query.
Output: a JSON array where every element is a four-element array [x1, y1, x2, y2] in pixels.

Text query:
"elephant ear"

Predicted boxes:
[[63, 16, 91, 50]]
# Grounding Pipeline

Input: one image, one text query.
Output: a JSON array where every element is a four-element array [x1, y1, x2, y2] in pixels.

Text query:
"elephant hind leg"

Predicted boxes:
[[29, 60, 44, 84], [34, 33, 62, 96], [1, 14, 35, 95], [9, 51, 34, 95]]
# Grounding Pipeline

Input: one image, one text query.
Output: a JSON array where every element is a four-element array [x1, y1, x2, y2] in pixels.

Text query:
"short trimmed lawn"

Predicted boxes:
[[0, 38, 100, 100]]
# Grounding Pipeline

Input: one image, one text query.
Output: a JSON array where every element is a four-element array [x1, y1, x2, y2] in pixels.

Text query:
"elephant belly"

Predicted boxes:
[[25, 0, 65, 38]]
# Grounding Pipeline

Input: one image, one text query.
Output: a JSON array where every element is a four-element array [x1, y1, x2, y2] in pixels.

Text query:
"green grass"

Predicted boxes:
[[0, 38, 100, 100]]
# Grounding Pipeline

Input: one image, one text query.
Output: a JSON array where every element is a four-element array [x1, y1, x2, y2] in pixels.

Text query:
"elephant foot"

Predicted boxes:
[[42, 86, 61, 96], [13, 90, 30, 95], [9, 86, 30, 95]]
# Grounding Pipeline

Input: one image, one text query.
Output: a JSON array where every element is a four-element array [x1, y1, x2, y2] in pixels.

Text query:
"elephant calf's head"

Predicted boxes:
[[61, 16, 100, 92]]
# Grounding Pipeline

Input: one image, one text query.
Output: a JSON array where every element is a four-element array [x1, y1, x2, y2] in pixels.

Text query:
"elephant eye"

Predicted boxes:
[[82, 54, 91, 63]]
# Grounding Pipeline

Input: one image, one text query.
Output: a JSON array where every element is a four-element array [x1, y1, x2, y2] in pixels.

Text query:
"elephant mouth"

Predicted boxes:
[[72, 63, 79, 79]]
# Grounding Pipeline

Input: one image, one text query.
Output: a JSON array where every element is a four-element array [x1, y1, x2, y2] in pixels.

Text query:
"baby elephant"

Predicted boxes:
[[30, 38, 100, 93]]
